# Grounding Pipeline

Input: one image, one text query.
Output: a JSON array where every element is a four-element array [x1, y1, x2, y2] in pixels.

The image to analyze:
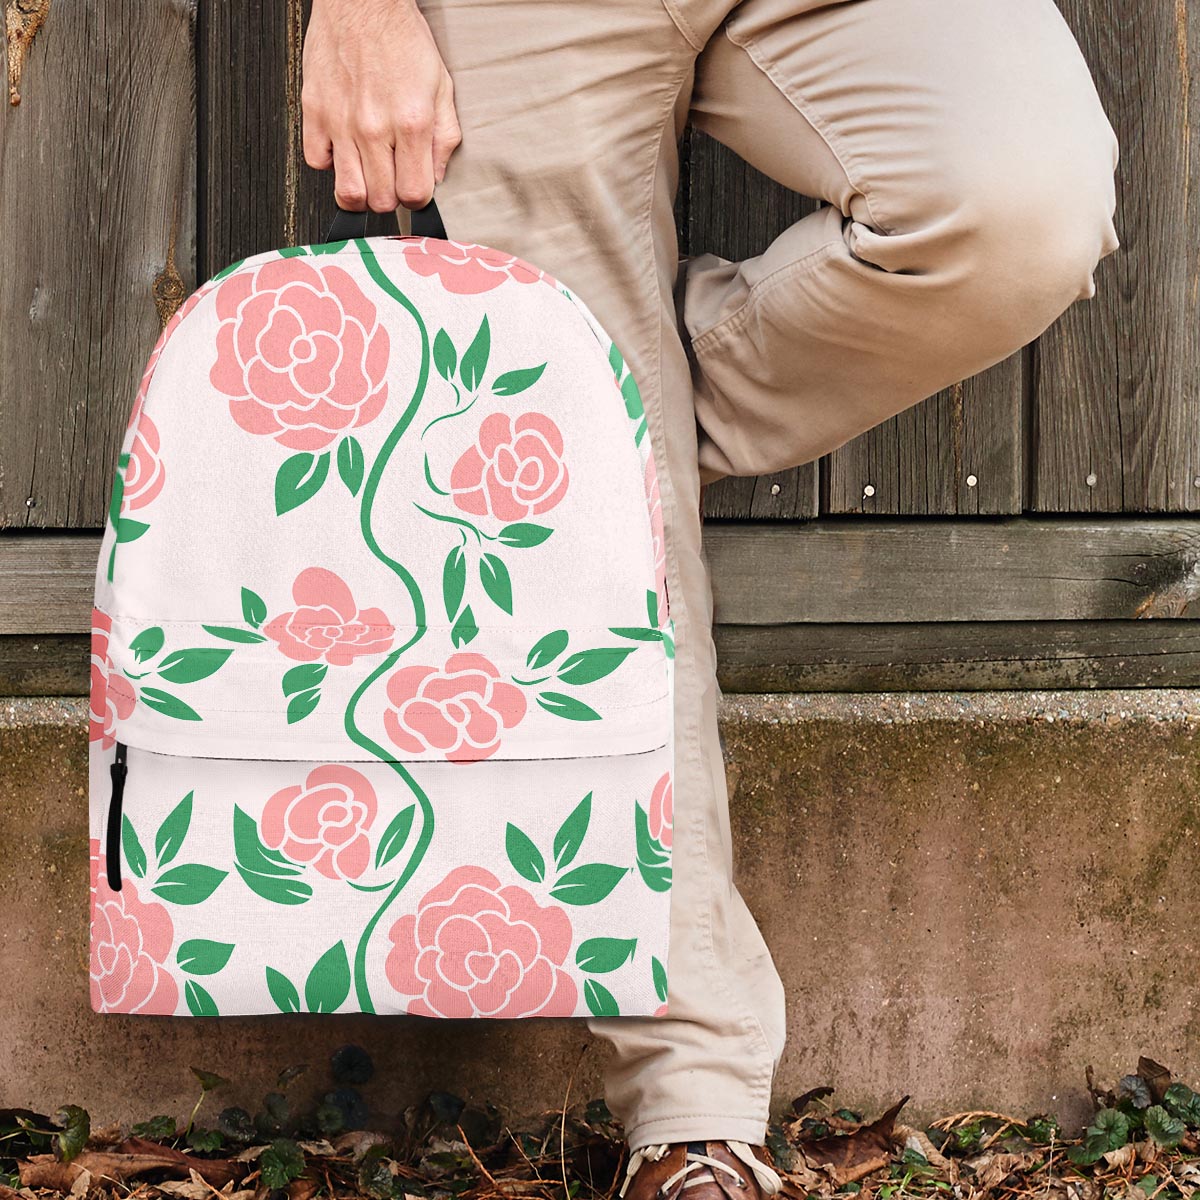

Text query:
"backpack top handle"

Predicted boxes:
[[324, 195, 447, 244]]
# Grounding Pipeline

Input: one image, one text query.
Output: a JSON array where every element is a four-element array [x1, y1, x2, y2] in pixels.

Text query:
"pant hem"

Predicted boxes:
[[625, 1113, 769, 1153]]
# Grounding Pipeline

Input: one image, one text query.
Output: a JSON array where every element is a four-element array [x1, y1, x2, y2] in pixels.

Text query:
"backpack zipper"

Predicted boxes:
[[105, 742, 128, 891]]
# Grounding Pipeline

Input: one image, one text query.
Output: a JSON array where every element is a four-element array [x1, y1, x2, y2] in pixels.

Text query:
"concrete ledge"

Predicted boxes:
[[4, 693, 1200, 1131]]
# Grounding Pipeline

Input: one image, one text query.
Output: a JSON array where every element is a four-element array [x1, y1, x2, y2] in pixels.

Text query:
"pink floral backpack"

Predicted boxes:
[[89, 203, 673, 1020]]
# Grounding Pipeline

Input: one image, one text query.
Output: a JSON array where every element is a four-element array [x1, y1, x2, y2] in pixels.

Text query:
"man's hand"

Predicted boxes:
[[302, 0, 461, 213]]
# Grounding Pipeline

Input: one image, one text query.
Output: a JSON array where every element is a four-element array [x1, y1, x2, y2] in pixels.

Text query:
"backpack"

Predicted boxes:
[[88, 203, 674, 1020]]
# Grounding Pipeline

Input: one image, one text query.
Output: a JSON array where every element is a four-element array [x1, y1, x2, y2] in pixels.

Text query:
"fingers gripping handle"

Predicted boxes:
[[325, 197, 447, 244]]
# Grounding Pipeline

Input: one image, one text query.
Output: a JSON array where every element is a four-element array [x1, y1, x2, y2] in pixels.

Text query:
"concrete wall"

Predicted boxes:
[[4, 692, 1199, 1132]]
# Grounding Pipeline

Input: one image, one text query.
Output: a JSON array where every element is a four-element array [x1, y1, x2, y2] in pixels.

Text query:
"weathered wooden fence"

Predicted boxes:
[[1, 0, 1198, 692]]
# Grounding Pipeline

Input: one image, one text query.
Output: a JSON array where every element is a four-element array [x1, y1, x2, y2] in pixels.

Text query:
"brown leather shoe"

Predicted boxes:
[[618, 1141, 784, 1200]]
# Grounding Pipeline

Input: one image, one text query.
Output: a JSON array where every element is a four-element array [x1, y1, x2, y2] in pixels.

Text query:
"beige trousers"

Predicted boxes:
[[417, 0, 1120, 1147]]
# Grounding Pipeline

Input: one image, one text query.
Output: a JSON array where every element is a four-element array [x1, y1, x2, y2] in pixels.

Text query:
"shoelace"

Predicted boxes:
[[618, 1141, 783, 1199]]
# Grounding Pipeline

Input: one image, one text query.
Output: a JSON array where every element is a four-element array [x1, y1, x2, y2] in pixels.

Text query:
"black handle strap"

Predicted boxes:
[[324, 197, 447, 243]]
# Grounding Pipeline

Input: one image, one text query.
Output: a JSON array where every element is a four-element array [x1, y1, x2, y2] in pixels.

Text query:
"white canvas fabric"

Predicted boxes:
[[88, 235, 674, 1020]]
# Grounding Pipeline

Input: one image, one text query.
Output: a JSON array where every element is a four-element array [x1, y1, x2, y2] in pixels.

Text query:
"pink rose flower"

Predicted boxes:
[[648, 771, 673, 850], [260, 765, 378, 880], [264, 568, 394, 666], [385, 866, 577, 1017], [209, 258, 389, 451], [645, 453, 668, 621], [450, 412, 569, 523], [384, 653, 526, 762], [90, 609, 136, 749], [121, 415, 165, 511], [655, 1002, 669, 1017], [396, 238, 555, 294], [89, 839, 179, 1015]]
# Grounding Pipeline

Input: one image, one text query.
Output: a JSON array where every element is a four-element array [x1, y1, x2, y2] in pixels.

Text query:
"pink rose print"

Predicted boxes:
[[209, 258, 389, 451], [384, 653, 526, 762], [450, 412, 569, 523], [645, 453, 668, 621], [260, 765, 378, 880], [396, 238, 555, 294], [264, 568, 394, 666], [385, 866, 577, 1017], [655, 1002, 669, 1017], [121, 415, 166, 511], [648, 771, 673, 850], [89, 839, 179, 1015], [90, 609, 136, 749]]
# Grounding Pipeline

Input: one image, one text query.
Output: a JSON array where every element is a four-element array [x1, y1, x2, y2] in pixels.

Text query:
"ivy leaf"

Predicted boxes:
[[242, 587, 268, 628], [528, 630, 568, 670], [584, 979, 620, 1018], [1145, 1105, 1186, 1148], [177, 939, 235, 975], [184, 980, 220, 1017], [261, 1139, 306, 1189], [552, 792, 591, 871], [375, 805, 416, 869], [129, 626, 165, 663], [121, 814, 147, 879], [480, 554, 513, 614], [575, 937, 636, 974], [52, 1107, 90, 1164], [282, 663, 327, 697], [139, 687, 202, 721], [492, 364, 546, 396], [537, 692, 601, 722], [266, 967, 302, 1014], [433, 328, 457, 379], [157, 648, 232, 684], [155, 790, 194, 867], [305, 942, 351, 1013], [152, 864, 228, 906], [460, 315, 490, 391], [497, 523, 552, 548], [275, 451, 330, 516], [451, 604, 478, 648], [557, 647, 634, 686], [337, 436, 365, 496], [550, 863, 628, 906], [506, 824, 545, 883], [443, 544, 467, 621]]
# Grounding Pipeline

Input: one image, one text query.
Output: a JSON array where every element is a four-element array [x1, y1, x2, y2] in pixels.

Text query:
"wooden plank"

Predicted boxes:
[[0, 0, 197, 529], [0, 636, 90, 696], [685, 132, 820, 520], [1033, 0, 1199, 512], [715, 620, 1200, 692], [9, 519, 1200, 635], [199, 0, 395, 279]]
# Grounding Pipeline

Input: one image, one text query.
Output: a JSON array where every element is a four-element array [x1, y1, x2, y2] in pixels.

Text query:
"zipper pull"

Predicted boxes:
[[105, 742, 128, 891]]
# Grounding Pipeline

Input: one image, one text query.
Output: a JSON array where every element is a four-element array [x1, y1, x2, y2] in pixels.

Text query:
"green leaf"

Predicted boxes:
[[188, 1129, 224, 1153], [202, 625, 267, 644], [53, 1107, 90, 1164], [275, 451, 330, 516], [310, 239, 349, 256], [557, 647, 635, 686], [433, 328, 457, 379], [132, 1115, 177, 1140], [337, 436, 365, 496], [278, 246, 308, 258], [1145, 1105, 1186, 1148], [155, 791, 194, 866], [286, 688, 322, 725], [139, 687, 202, 721], [266, 967, 302, 1013], [608, 343, 624, 377], [636, 803, 672, 892], [537, 692, 601, 722], [241, 587, 267, 628], [528, 630, 569, 670], [121, 814, 147, 879], [234, 806, 313, 905], [584, 979, 620, 1018], [116, 518, 150, 544], [261, 1139, 306, 1190], [498, 522, 552, 548], [552, 792, 591, 870], [185, 980, 220, 1017], [575, 937, 636, 974], [652, 956, 668, 1003], [191, 1067, 229, 1092], [451, 604, 478, 648], [157, 647, 233, 684], [152, 863, 228, 906], [443, 544, 466, 620], [129, 626, 165, 663], [305, 942, 351, 1013], [177, 939, 235, 976], [375, 805, 417, 869], [492, 364, 546, 395], [609, 627, 663, 643], [460, 315, 490, 391], [282, 663, 327, 696], [550, 863, 628, 906], [621, 373, 643, 419], [212, 257, 246, 282], [1163, 1083, 1200, 1124], [480, 554, 513, 614], [505, 824, 545, 883], [646, 589, 659, 628]]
